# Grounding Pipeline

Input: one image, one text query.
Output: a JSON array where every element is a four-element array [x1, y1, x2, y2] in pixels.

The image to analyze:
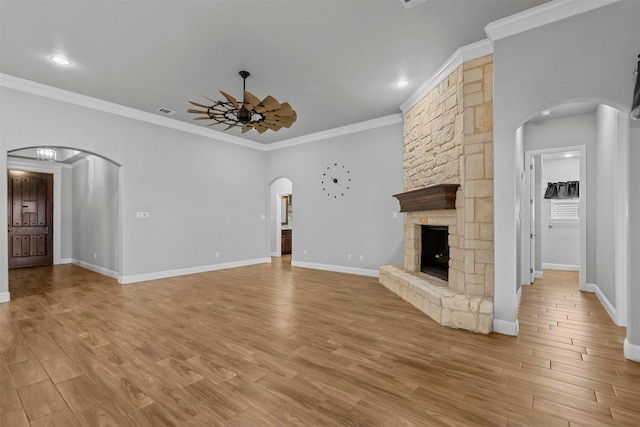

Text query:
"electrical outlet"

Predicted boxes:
[[304, 250, 307, 256], [215, 252, 220, 258], [347, 254, 352, 260], [359, 255, 364, 261], [136, 211, 150, 219], [393, 212, 398, 218]]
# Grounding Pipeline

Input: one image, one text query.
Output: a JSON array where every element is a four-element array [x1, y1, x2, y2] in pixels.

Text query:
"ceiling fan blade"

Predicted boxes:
[[241, 123, 253, 133], [263, 121, 283, 131], [243, 91, 261, 110], [275, 102, 294, 116], [193, 116, 213, 120], [201, 94, 218, 104], [254, 122, 269, 134], [187, 109, 209, 114], [220, 91, 239, 109], [189, 101, 211, 109], [255, 95, 281, 113]]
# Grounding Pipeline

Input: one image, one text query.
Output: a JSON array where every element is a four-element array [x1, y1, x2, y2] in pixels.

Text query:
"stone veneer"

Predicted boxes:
[[380, 55, 494, 334]]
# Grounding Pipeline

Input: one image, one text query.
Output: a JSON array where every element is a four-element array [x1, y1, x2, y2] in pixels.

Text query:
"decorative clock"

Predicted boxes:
[[322, 163, 351, 198]]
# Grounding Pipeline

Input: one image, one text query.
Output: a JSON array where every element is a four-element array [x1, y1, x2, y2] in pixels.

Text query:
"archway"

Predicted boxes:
[[3, 146, 123, 301], [269, 177, 293, 257], [515, 101, 629, 329]]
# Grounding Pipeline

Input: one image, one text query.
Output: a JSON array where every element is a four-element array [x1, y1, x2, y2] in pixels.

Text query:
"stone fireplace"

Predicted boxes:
[[379, 54, 495, 334]]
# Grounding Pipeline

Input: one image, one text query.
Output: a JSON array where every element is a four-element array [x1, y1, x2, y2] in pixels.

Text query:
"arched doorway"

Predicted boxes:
[[269, 177, 293, 257], [516, 102, 629, 328], [4, 146, 123, 301]]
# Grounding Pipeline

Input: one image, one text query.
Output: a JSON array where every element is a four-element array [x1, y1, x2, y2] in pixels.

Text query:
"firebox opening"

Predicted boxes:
[[421, 225, 449, 281]]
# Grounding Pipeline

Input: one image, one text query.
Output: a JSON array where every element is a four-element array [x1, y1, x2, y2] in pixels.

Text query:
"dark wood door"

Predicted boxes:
[[8, 170, 54, 268]]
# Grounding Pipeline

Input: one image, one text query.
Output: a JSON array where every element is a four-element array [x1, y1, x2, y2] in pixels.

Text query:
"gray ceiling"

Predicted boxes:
[[0, 0, 549, 144]]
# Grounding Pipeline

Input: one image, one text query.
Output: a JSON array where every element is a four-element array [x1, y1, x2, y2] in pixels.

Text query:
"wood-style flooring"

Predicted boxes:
[[1, 259, 638, 426]]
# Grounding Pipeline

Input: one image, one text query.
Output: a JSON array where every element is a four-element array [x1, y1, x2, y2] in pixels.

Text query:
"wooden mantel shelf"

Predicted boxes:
[[393, 184, 460, 212]]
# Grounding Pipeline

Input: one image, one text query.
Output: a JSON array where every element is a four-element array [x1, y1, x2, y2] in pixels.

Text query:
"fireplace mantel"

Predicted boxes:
[[393, 184, 459, 212]]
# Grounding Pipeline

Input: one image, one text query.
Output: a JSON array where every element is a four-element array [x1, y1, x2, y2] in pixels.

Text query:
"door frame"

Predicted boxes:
[[8, 158, 67, 266], [523, 145, 587, 292]]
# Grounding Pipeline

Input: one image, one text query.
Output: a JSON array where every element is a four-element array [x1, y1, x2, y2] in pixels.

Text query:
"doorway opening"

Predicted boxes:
[[518, 102, 629, 329], [5, 146, 123, 300], [270, 177, 293, 257]]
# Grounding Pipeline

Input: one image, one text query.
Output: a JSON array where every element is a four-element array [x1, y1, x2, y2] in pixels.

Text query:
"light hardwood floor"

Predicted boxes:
[[1, 259, 638, 426]]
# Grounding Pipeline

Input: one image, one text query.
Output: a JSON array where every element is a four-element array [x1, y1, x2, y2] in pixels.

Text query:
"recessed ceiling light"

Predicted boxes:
[[395, 79, 409, 88], [50, 56, 71, 66], [541, 109, 551, 116]]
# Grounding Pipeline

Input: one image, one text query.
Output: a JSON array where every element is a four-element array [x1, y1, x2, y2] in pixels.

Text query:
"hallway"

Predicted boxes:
[[0, 264, 638, 426]]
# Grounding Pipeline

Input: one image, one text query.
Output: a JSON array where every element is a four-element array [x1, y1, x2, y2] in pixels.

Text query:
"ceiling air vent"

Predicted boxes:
[[399, 0, 427, 9], [156, 107, 176, 116]]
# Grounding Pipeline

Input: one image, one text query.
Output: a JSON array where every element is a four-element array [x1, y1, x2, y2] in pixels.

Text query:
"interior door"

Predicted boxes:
[[7, 170, 54, 268], [529, 156, 536, 283]]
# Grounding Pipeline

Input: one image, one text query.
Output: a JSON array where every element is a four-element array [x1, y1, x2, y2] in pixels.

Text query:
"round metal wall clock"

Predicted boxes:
[[322, 163, 351, 198]]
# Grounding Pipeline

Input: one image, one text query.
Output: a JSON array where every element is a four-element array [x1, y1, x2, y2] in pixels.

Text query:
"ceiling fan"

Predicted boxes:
[[188, 71, 297, 134]]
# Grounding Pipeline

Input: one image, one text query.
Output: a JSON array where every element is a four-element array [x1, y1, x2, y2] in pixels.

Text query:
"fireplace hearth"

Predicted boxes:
[[421, 225, 449, 281]]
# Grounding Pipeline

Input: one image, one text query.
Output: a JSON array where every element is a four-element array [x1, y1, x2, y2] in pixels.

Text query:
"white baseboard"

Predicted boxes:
[[535, 270, 543, 279], [270, 252, 279, 257], [542, 263, 579, 271], [624, 339, 640, 362], [72, 259, 119, 280], [0, 292, 10, 303], [58, 258, 73, 265], [119, 258, 271, 284], [584, 282, 620, 326], [291, 261, 379, 278], [493, 318, 519, 336]]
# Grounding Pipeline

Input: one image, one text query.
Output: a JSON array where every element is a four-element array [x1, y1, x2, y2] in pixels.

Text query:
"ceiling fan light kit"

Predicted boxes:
[[188, 71, 297, 133]]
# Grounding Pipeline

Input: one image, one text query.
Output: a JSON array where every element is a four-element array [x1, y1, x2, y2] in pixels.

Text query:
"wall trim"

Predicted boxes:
[[542, 263, 579, 271], [1, 73, 403, 153], [535, 271, 543, 279], [493, 318, 519, 336], [119, 258, 271, 284], [585, 282, 598, 293], [595, 285, 619, 326], [485, 0, 622, 42], [623, 339, 640, 362], [399, 39, 493, 113], [72, 259, 119, 280], [0, 292, 9, 303], [265, 114, 403, 151], [59, 258, 73, 265], [291, 261, 379, 278], [0, 73, 263, 151]]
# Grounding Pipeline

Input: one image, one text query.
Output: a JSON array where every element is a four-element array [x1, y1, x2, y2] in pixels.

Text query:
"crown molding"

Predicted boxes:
[[0, 73, 264, 151], [399, 39, 493, 113], [485, 0, 623, 42], [264, 113, 403, 151]]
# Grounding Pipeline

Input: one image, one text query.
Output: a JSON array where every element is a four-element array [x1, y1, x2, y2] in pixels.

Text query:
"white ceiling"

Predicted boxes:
[[0, 0, 549, 144]]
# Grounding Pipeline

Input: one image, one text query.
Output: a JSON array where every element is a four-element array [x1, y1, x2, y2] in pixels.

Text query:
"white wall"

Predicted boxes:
[[266, 123, 404, 275], [0, 86, 269, 287], [628, 120, 640, 350], [72, 156, 120, 275], [60, 167, 73, 261], [595, 105, 618, 304], [493, 0, 639, 350], [541, 156, 580, 268]]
